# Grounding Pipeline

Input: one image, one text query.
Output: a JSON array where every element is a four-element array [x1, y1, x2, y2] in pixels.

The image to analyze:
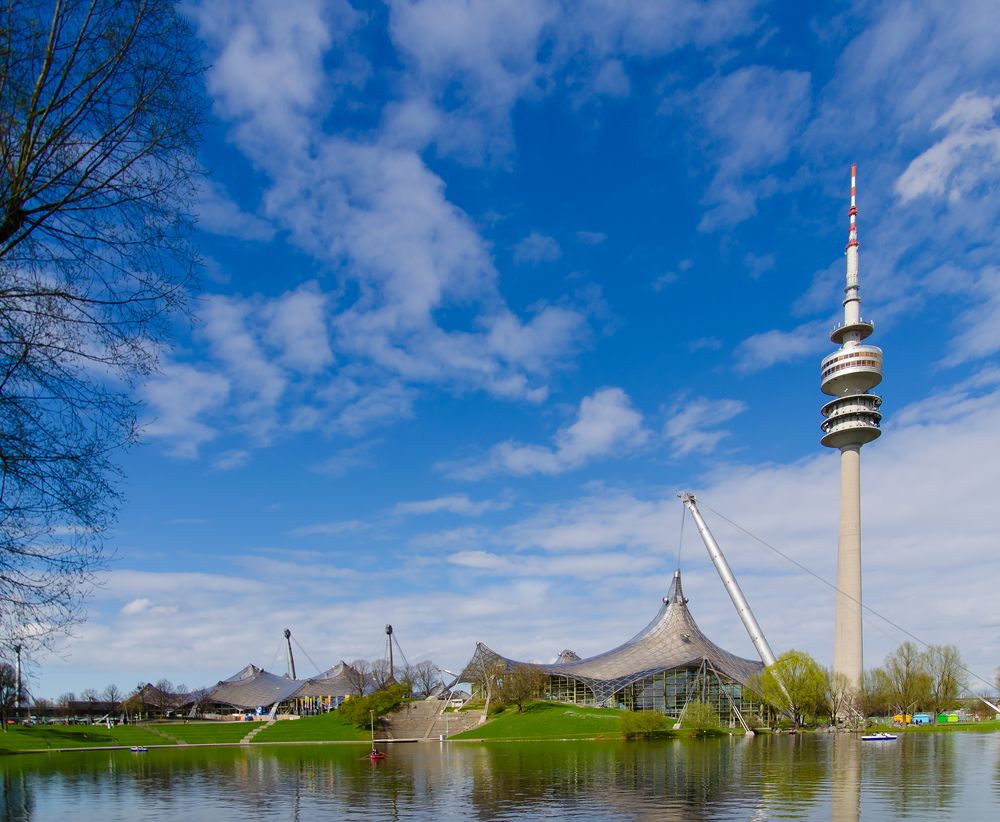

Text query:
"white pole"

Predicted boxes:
[[680, 493, 778, 668]]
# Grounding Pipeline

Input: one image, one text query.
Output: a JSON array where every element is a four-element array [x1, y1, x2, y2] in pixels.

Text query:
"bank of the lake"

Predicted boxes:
[[4, 706, 996, 755]]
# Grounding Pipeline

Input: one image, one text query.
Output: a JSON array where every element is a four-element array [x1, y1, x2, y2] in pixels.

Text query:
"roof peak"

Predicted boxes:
[[664, 568, 689, 606]]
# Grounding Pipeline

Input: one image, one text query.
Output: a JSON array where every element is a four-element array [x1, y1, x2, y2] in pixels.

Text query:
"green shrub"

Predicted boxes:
[[338, 684, 410, 729], [619, 710, 668, 740], [682, 701, 724, 736]]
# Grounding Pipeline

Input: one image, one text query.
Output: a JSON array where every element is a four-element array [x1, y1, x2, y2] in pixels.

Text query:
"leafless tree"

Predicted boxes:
[[925, 644, 968, 719], [371, 658, 395, 691], [498, 664, 547, 713], [102, 683, 122, 713], [826, 669, 859, 724], [0, 662, 17, 730], [345, 659, 372, 697], [875, 641, 932, 718], [411, 660, 442, 697], [0, 0, 205, 642]]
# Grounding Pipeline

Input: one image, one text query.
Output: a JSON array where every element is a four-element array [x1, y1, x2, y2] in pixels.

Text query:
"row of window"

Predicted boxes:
[[821, 360, 882, 380]]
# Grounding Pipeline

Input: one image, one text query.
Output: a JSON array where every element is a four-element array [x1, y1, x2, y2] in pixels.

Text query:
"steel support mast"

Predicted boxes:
[[283, 628, 296, 679], [679, 492, 778, 669]]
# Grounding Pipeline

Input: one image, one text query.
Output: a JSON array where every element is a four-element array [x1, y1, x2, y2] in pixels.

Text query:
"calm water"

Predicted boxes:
[[1, 733, 998, 820]]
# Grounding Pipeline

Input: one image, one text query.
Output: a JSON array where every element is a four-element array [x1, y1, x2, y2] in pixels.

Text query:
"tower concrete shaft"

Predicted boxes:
[[820, 164, 883, 691]]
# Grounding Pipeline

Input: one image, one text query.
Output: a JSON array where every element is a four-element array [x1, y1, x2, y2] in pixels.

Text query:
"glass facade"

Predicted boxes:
[[538, 663, 770, 727]]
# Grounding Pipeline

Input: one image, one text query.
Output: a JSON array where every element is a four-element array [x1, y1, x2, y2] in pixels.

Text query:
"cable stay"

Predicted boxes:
[[291, 634, 324, 677]]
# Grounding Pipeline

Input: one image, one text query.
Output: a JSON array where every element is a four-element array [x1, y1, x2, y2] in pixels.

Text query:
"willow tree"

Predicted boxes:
[[0, 0, 205, 643], [761, 649, 828, 727]]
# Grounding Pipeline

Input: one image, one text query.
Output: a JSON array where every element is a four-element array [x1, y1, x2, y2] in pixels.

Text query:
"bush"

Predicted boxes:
[[338, 684, 410, 729], [619, 710, 668, 740], [682, 701, 724, 736]]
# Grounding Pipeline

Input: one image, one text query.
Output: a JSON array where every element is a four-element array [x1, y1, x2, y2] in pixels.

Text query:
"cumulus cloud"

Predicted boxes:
[[448, 387, 649, 479]]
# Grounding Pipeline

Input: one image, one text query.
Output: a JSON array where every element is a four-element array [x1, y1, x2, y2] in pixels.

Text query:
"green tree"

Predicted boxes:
[[0, 0, 205, 642], [762, 649, 828, 727]]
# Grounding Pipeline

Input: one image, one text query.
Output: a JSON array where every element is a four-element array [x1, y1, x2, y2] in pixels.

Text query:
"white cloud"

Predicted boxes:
[[198, 295, 287, 438], [141, 364, 231, 458], [393, 494, 510, 517], [896, 92, 1000, 203], [120, 598, 152, 616], [196, 179, 276, 241], [691, 66, 811, 231], [733, 321, 826, 374], [592, 59, 631, 98], [449, 387, 649, 479], [385, 0, 760, 161], [513, 232, 562, 264], [663, 395, 746, 457], [262, 282, 334, 373], [942, 267, 1000, 365], [687, 336, 722, 352], [289, 520, 367, 537], [651, 271, 679, 291], [386, 0, 558, 160], [212, 449, 250, 471], [576, 230, 607, 244]]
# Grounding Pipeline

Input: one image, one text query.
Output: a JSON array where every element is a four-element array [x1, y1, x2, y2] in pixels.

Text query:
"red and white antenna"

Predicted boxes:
[[846, 163, 859, 250]]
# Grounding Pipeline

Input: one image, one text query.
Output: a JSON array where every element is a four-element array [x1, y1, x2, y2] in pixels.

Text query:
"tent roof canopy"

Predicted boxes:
[[460, 570, 763, 702]]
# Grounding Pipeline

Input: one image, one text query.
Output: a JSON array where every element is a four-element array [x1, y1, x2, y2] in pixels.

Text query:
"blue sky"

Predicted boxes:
[[35, 0, 1000, 698]]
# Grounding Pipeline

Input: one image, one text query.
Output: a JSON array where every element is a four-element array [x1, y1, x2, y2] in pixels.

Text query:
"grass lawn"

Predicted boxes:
[[450, 701, 631, 740], [151, 721, 256, 744], [252, 713, 369, 744], [0, 724, 172, 753]]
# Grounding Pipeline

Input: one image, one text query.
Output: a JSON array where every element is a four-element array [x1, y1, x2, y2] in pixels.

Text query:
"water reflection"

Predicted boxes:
[[0, 734, 996, 820]]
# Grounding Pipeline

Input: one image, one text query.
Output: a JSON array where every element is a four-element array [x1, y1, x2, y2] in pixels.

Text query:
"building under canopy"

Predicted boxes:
[[205, 661, 367, 714], [207, 664, 303, 712], [460, 570, 769, 726], [290, 661, 361, 714]]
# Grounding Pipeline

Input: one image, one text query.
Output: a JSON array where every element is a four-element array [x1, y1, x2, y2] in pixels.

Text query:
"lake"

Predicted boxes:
[[1, 733, 997, 820]]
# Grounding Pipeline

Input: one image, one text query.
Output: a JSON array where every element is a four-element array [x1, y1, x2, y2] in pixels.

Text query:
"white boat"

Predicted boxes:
[[861, 732, 897, 741]]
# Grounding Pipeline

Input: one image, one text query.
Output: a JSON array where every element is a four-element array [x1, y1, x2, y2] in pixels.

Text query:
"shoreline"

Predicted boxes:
[[5, 724, 998, 756]]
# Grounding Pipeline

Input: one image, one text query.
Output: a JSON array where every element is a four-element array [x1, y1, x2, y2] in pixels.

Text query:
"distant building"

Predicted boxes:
[[203, 660, 366, 716]]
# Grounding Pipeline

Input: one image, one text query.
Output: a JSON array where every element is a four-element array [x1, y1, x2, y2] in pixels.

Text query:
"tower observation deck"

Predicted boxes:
[[821, 164, 882, 696]]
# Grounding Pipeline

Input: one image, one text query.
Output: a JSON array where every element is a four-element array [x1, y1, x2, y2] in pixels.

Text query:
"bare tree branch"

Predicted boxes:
[[0, 0, 205, 647]]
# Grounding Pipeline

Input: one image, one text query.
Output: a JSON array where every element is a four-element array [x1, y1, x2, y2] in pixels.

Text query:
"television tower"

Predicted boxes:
[[820, 164, 883, 690]]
